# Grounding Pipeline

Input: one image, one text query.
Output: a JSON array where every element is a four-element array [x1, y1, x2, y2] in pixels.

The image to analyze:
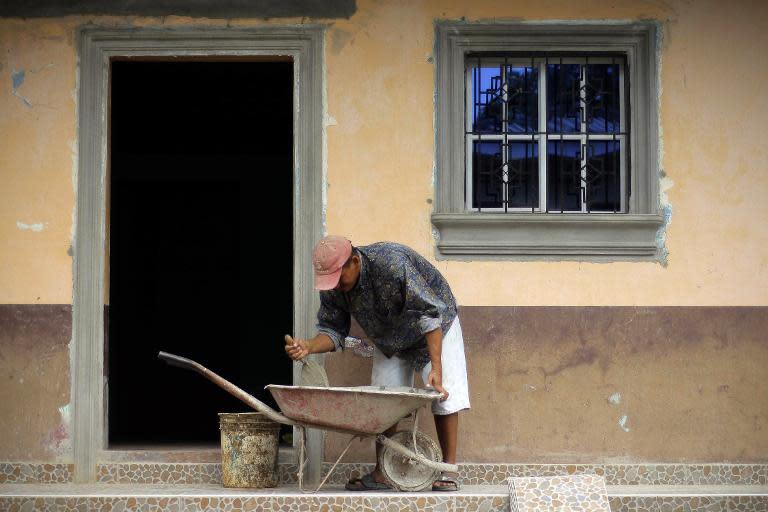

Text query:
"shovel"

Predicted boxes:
[[284, 334, 329, 387]]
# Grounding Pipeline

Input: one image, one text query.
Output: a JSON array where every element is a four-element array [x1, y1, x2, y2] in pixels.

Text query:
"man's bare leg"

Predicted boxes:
[[370, 425, 396, 483], [433, 412, 459, 489]]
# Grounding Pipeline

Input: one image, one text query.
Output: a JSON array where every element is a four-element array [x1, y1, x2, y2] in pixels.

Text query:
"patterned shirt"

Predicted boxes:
[[316, 242, 457, 370]]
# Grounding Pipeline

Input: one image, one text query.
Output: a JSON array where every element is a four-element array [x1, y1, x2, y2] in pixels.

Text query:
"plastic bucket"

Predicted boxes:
[[219, 412, 280, 488]]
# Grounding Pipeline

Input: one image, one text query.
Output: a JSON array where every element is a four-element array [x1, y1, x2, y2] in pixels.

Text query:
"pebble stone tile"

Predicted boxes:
[[117, 464, 222, 485], [609, 496, 768, 512], [97, 464, 120, 484], [0, 497, 181, 511], [3, 462, 768, 487], [508, 475, 611, 512], [2, 495, 768, 512], [0, 464, 73, 484]]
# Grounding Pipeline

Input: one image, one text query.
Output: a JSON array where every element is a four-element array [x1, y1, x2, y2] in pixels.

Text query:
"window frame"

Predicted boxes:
[[433, 22, 664, 261]]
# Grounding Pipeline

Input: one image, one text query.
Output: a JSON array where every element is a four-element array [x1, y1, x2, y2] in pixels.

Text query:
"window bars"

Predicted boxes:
[[466, 54, 629, 213]]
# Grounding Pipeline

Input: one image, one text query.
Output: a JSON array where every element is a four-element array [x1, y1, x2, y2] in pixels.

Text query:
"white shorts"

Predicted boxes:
[[371, 318, 471, 415]]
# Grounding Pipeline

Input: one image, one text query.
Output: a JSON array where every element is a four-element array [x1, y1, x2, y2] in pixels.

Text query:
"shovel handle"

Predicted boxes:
[[157, 350, 295, 426]]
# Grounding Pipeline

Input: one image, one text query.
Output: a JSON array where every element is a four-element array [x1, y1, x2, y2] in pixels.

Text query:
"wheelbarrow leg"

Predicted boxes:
[[297, 426, 307, 491], [313, 435, 356, 492]]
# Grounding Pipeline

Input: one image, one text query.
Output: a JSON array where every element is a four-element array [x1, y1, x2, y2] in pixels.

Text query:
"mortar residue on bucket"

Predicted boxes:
[[219, 412, 280, 488]]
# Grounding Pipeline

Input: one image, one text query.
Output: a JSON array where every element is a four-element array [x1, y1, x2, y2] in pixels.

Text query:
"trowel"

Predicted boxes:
[[284, 334, 329, 387]]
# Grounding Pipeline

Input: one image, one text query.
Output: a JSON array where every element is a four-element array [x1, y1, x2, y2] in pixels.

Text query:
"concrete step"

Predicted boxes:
[[1, 483, 767, 511]]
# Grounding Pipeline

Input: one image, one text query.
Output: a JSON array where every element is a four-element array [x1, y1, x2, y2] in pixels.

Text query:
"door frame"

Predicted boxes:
[[73, 26, 325, 483]]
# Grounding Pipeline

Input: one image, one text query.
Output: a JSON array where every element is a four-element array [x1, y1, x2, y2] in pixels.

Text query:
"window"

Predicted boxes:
[[433, 23, 664, 260]]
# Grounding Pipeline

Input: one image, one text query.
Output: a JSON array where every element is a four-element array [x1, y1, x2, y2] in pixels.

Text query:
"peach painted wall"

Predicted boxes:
[[1, 0, 766, 306]]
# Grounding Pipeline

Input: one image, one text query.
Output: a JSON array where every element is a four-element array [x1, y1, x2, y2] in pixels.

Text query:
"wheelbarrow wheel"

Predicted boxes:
[[379, 430, 442, 492]]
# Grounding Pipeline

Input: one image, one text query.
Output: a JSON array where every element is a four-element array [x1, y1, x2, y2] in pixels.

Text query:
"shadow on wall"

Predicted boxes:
[[0, 0, 356, 18]]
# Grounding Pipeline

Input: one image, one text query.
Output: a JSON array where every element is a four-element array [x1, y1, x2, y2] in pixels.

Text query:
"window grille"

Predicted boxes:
[[466, 54, 629, 214]]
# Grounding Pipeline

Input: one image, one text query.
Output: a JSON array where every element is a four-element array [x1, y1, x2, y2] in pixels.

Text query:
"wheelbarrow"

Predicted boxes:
[[158, 351, 458, 492]]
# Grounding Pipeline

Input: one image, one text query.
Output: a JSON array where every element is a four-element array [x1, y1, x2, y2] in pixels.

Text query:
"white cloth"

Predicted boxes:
[[371, 318, 470, 415]]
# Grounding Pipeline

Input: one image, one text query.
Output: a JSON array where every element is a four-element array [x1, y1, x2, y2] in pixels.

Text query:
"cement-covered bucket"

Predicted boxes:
[[219, 412, 280, 488]]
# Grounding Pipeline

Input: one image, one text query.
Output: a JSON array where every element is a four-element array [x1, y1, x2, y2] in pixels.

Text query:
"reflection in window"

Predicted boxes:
[[587, 140, 621, 211], [471, 66, 504, 134], [507, 67, 538, 134], [586, 64, 621, 134], [508, 142, 539, 208], [547, 64, 581, 133], [547, 141, 581, 212], [472, 141, 504, 209], [467, 55, 627, 213]]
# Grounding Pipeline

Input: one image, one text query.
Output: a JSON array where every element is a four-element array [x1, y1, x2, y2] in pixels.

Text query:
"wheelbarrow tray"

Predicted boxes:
[[267, 385, 441, 435]]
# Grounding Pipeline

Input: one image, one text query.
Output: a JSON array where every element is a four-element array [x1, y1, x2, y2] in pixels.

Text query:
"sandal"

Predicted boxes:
[[432, 471, 460, 492], [345, 472, 392, 491]]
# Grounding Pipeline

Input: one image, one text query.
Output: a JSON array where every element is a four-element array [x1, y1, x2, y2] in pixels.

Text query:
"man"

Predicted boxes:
[[285, 235, 470, 491]]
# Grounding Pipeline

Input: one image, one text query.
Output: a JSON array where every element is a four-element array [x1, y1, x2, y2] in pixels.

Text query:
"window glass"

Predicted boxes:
[[586, 140, 621, 212], [547, 140, 582, 212], [506, 66, 539, 134], [472, 141, 504, 209], [586, 64, 621, 134], [547, 63, 581, 133], [471, 65, 504, 133], [508, 141, 539, 208]]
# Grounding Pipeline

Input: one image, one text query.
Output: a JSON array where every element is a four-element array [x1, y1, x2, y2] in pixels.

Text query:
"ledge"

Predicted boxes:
[[431, 213, 665, 261]]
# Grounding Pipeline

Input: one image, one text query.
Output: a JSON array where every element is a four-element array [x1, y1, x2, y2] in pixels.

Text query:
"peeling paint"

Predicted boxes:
[[16, 221, 45, 232], [656, 203, 673, 265], [58, 404, 70, 424], [321, 31, 328, 235], [11, 69, 32, 107], [330, 28, 353, 55], [618, 414, 630, 433], [608, 392, 621, 405], [11, 69, 25, 90], [654, 19, 669, 267], [325, 114, 337, 127], [48, 403, 72, 456], [659, 176, 674, 206], [11, 64, 55, 108]]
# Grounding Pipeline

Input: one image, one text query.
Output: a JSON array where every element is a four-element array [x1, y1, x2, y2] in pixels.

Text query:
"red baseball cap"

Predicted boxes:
[[312, 235, 352, 290]]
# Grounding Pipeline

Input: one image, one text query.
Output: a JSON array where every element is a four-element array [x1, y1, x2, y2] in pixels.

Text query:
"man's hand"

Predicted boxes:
[[284, 334, 309, 361], [428, 365, 449, 402]]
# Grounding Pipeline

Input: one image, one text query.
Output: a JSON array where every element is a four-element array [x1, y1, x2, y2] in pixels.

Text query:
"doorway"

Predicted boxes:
[[107, 60, 293, 446]]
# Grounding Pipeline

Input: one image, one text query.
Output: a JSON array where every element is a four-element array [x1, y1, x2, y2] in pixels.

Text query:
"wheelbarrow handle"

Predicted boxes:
[[157, 350, 296, 427], [158, 351, 198, 370]]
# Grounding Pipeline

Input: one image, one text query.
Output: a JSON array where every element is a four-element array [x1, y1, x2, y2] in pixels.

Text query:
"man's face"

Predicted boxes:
[[335, 254, 360, 293]]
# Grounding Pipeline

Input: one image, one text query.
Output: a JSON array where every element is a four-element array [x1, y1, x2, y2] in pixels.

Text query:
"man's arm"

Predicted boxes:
[[284, 333, 336, 360], [425, 327, 449, 401]]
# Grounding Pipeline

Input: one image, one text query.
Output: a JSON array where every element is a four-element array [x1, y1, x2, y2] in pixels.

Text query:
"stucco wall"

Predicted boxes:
[[0, 306, 71, 461], [0, 1, 766, 307], [326, 307, 768, 463], [0, 0, 766, 464]]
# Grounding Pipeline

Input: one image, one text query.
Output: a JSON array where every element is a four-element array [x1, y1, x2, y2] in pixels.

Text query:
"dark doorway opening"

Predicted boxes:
[[108, 60, 293, 446]]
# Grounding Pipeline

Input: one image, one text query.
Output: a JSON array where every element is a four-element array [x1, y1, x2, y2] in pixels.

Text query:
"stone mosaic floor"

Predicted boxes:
[[2, 464, 768, 510], [3, 462, 767, 486], [509, 475, 611, 511], [1, 484, 767, 511]]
